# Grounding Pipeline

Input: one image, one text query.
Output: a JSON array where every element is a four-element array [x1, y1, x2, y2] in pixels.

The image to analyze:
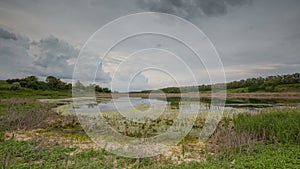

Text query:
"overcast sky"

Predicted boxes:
[[0, 0, 299, 91]]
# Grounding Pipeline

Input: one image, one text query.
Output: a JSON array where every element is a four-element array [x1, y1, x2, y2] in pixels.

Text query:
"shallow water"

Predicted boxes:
[[44, 96, 300, 116]]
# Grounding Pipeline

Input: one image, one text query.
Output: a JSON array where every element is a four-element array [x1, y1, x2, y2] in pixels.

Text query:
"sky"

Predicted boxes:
[[0, 0, 299, 91]]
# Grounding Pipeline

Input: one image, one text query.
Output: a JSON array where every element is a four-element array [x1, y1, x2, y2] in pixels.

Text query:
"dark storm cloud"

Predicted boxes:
[[30, 35, 111, 82], [25, 35, 79, 79], [32, 36, 78, 69], [137, 0, 251, 18], [0, 27, 111, 81], [0, 28, 17, 40], [0, 28, 31, 78]]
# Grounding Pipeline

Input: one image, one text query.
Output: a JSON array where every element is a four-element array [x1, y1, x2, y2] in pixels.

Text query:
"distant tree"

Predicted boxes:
[[74, 80, 85, 89], [102, 87, 111, 93], [24, 76, 38, 83], [10, 82, 21, 90], [19, 76, 39, 89], [95, 85, 103, 92], [6, 78, 20, 84], [248, 84, 260, 92], [5, 75, 72, 91], [46, 76, 70, 90], [46, 76, 62, 90]]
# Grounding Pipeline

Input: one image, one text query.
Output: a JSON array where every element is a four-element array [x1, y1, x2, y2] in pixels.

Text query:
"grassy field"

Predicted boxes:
[[0, 88, 71, 99], [226, 83, 300, 93], [0, 99, 299, 168]]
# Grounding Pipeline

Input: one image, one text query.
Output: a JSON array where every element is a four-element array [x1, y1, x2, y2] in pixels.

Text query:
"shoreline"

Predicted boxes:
[[95, 92, 300, 99]]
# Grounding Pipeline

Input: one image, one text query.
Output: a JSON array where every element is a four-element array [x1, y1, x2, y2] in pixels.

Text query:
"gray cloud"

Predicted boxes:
[[0, 28, 17, 40], [137, 0, 251, 19], [0, 28, 31, 78], [25, 35, 78, 79], [29, 35, 111, 82], [32, 36, 78, 69], [0, 28, 111, 82]]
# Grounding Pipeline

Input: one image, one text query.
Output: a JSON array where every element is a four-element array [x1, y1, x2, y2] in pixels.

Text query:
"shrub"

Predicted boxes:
[[9, 82, 21, 90]]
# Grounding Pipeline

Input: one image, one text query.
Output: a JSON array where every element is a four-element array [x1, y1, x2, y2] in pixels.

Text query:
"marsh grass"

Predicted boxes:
[[210, 107, 300, 155], [0, 101, 58, 131], [0, 100, 89, 142], [233, 108, 300, 144]]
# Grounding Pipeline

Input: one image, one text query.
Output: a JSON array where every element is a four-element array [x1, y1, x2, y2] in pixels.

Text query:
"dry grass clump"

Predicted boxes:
[[0, 100, 58, 131], [209, 118, 258, 153], [209, 108, 300, 153]]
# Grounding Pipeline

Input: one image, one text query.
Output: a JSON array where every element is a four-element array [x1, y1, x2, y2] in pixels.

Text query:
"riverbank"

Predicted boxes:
[[94, 92, 300, 99]]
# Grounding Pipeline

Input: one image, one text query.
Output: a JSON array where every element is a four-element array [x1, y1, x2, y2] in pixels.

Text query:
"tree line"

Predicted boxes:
[[225, 73, 300, 92], [5, 75, 111, 93], [140, 73, 300, 93]]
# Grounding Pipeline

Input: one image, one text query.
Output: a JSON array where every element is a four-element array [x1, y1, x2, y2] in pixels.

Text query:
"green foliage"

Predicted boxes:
[[233, 109, 300, 144], [274, 83, 300, 92], [138, 73, 300, 93], [204, 143, 300, 169], [0, 140, 75, 169], [1, 75, 111, 99], [46, 76, 71, 90], [226, 73, 300, 92], [9, 82, 21, 90], [162, 87, 181, 93], [1, 140, 299, 168], [6, 75, 71, 91]]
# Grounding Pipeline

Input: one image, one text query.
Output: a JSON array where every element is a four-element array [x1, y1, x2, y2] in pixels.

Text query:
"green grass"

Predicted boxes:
[[172, 143, 300, 169], [274, 83, 300, 92], [233, 108, 300, 144], [226, 83, 300, 93], [227, 87, 248, 93], [0, 140, 76, 168], [0, 140, 299, 168], [0, 88, 71, 99], [0, 80, 10, 89]]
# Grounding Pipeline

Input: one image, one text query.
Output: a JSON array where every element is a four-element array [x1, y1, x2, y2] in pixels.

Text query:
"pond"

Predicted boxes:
[[40, 96, 300, 157], [45, 96, 300, 116]]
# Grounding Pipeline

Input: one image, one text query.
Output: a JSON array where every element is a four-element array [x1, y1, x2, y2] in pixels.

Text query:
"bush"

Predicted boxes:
[[9, 82, 21, 90]]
